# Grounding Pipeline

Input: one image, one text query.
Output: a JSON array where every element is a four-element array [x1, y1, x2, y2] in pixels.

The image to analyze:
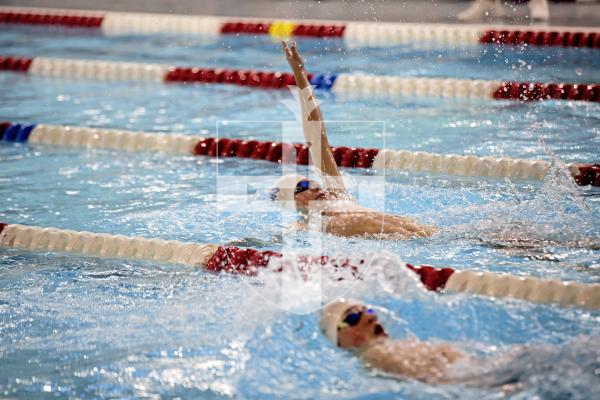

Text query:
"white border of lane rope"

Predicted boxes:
[[1, 222, 599, 309]]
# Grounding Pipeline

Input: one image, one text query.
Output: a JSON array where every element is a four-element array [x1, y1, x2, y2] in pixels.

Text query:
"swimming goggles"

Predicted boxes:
[[294, 180, 320, 194], [337, 308, 375, 330], [269, 180, 320, 201]]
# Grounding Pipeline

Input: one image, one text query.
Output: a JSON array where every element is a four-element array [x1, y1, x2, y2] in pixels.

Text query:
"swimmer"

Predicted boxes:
[[320, 298, 465, 384], [320, 298, 600, 391], [272, 42, 437, 239]]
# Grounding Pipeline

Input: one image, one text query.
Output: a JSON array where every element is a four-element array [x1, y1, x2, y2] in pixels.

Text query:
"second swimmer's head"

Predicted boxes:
[[320, 298, 387, 348], [270, 174, 328, 211]]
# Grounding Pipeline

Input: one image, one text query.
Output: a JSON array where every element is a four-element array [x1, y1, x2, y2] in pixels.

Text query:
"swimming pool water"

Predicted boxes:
[[1, 24, 599, 399]]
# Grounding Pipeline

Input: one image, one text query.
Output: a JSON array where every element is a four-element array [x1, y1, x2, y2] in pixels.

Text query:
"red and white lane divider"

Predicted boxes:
[[1, 222, 598, 309], [2, 55, 600, 102], [332, 74, 600, 102], [1, 6, 599, 49], [2, 122, 599, 187], [345, 22, 600, 49]]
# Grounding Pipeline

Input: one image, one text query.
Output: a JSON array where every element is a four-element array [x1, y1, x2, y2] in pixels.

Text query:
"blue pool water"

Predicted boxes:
[[1, 25, 600, 399]]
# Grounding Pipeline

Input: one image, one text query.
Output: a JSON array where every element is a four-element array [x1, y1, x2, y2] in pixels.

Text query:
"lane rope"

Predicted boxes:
[[1, 222, 598, 309], [2, 122, 598, 187], [1, 55, 599, 102], [1, 6, 599, 49]]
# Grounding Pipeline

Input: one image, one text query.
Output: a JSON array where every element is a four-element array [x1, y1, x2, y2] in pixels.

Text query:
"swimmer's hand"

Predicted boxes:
[[282, 41, 304, 71]]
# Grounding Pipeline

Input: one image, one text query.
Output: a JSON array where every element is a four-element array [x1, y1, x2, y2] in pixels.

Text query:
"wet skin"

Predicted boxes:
[[292, 181, 437, 238], [337, 305, 388, 348], [293, 181, 328, 211]]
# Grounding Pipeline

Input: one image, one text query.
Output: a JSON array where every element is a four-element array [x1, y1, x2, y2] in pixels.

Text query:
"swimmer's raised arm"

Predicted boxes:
[[282, 41, 345, 194]]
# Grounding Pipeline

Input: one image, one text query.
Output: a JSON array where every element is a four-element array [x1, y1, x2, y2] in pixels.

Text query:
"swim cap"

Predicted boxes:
[[271, 174, 307, 208], [319, 298, 363, 345]]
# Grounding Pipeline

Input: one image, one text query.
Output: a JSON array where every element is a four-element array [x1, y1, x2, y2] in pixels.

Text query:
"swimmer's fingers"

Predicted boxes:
[[282, 41, 292, 58], [282, 41, 294, 61], [290, 42, 304, 64], [290, 41, 298, 54], [281, 41, 304, 70]]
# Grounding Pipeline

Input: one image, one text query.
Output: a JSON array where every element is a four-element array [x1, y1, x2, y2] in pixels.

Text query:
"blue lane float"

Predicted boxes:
[[310, 73, 337, 90], [0, 123, 36, 142]]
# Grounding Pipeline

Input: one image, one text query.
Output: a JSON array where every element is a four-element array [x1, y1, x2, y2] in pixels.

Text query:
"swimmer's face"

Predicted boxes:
[[337, 305, 387, 348], [294, 180, 328, 210]]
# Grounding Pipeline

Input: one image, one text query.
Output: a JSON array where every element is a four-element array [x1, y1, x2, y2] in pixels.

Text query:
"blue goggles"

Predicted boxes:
[[337, 308, 375, 330], [294, 179, 319, 194], [270, 179, 320, 201]]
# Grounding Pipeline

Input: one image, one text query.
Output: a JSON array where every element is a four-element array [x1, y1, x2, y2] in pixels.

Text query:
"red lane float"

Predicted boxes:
[[480, 30, 600, 49], [206, 245, 453, 291], [164, 67, 313, 89], [493, 82, 600, 101], [0, 10, 104, 28], [574, 164, 600, 187], [220, 22, 271, 35], [292, 24, 345, 38], [192, 137, 379, 169], [0, 55, 33, 72]]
